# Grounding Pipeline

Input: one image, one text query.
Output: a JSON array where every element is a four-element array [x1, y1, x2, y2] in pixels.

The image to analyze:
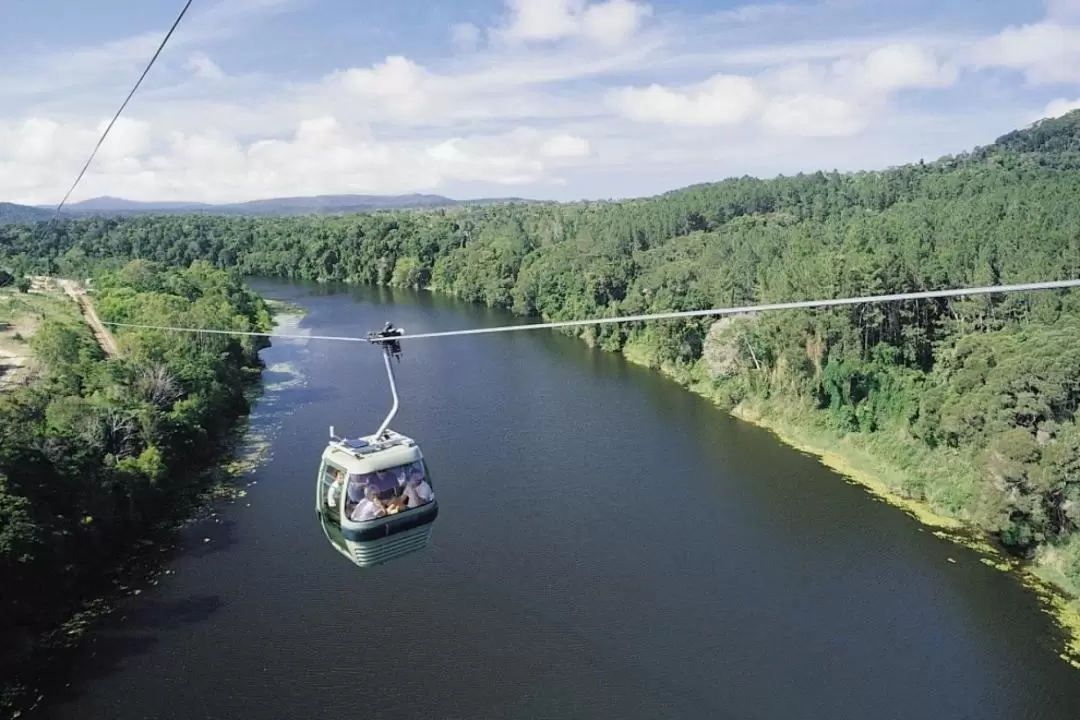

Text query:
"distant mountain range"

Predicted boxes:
[[0, 202, 55, 223], [0, 193, 532, 223]]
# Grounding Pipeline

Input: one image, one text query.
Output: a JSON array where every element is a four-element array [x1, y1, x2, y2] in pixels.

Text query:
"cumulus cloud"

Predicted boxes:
[[0, 111, 592, 204], [607, 75, 760, 127], [541, 133, 591, 158], [501, 0, 581, 42], [1043, 97, 1080, 119], [761, 94, 869, 137], [5, 0, 1080, 204], [609, 42, 957, 137], [495, 0, 652, 47], [328, 56, 438, 122], [840, 44, 959, 93], [579, 0, 653, 47], [968, 22, 1080, 85], [422, 129, 588, 185], [964, 1, 1080, 86]]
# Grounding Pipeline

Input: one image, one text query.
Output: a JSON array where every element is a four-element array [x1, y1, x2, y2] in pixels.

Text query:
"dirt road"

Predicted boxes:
[[57, 279, 120, 358]]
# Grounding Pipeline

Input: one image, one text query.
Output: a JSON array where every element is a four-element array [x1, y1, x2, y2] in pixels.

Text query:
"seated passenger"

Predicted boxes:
[[369, 469, 398, 496], [383, 494, 408, 515], [345, 474, 371, 512], [349, 485, 387, 522], [403, 469, 434, 508]]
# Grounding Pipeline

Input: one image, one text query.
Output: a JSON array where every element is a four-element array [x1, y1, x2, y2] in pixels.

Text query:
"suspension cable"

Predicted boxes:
[[55, 0, 194, 215], [99, 277, 1080, 343]]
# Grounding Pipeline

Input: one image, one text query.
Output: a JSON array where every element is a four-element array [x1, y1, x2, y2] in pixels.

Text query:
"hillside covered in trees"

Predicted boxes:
[[0, 202, 53, 224], [0, 262, 271, 707], [3, 110, 1080, 605]]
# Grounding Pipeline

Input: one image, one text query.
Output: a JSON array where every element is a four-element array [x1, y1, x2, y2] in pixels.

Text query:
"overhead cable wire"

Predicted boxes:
[[55, 0, 194, 215], [99, 277, 1080, 344]]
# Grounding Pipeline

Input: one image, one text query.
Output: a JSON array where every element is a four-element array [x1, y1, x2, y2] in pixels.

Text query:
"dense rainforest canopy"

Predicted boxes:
[[3, 109, 1080, 663], [0, 262, 270, 702]]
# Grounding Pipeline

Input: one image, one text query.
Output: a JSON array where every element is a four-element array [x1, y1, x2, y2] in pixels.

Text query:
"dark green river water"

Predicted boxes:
[[33, 279, 1080, 719]]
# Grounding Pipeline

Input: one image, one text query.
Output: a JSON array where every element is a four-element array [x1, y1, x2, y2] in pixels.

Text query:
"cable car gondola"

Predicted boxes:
[[315, 324, 438, 568]]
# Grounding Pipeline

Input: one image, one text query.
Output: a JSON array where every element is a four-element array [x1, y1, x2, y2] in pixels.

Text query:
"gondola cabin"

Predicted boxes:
[[316, 428, 438, 568]]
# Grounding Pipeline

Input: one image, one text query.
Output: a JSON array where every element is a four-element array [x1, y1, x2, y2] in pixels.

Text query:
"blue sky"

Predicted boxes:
[[2, 0, 1079, 204]]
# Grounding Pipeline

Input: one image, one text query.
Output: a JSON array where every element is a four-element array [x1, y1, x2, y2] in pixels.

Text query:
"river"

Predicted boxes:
[[29, 278, 1080, 719]]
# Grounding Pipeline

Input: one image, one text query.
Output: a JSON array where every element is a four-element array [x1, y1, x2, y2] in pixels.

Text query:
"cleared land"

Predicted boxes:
[[56, 278, 120, 357], [0, 277, 117, 391]]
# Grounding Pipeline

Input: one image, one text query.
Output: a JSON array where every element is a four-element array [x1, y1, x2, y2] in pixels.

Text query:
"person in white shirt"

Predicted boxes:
[[350, 485, 387, 522], [402, 469, 434, 508], [325, 469, 344, 510]]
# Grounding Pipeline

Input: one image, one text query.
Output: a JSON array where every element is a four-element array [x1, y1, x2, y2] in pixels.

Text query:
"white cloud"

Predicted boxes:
[[426, 129, 586, 187], [761, 93, 869, 136], [607, 75, 761, 127], [965, 0, 1080, 86], [186, 52, 226, 80], [330, 56, 437, 122], [0, 111, 592, 204], [542, 133, 591, 157], [1043, 97, 1080, 118], [501, 0, 582, 42], [609, 42, 956, 137], [495, 0, 651, 47], [95, 117, 154, 163], [451, 23, 481, 52], [4, 0, 1080, 205], [579, 0, 653, 47], [842, 43, 959, 93]]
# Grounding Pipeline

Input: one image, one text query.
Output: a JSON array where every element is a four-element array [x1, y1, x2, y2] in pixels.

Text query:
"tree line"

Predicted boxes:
[[3, 110, 1080, 602], [0, 260, 271, 707]]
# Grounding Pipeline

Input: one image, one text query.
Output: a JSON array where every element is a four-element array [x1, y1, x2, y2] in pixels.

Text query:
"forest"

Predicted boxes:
[[2, 109, 1080, 623], [0, 261, 271, 705]]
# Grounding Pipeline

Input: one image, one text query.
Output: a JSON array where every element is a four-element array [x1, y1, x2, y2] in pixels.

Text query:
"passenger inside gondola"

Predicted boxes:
[[349, 485, 387, 522], [344, 474, 366, 514], [340, 462, 435, 521], [402, 464, 434, 508], [325, 467, 344, 509]]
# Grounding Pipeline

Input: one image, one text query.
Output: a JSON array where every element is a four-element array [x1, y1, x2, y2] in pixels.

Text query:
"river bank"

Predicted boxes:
[[214, 277, 1080, 671], [611, 343, 1080, 670], [0, 315, 278, 720], [373, 277, 1080, 666]]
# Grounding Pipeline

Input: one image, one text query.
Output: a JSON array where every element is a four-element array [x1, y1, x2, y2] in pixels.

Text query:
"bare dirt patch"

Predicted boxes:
[[0, 281, 87, 391], [0, 294, 43, 390], [56, 278, 120, 358]]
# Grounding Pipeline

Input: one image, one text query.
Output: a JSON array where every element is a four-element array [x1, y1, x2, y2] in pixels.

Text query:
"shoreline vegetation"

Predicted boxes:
[[264, 298, 307, 316], [4, 109, 1080, 682], [0, 262, 273, 716], [617, 348, 1080, 669]]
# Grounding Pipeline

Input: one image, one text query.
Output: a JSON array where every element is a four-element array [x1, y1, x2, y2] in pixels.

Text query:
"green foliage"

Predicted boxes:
[[3, 110, 1080, 599], [0, 202, 53, 224], [0, 473, 40, 564], [0, 261, 270, 680]]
